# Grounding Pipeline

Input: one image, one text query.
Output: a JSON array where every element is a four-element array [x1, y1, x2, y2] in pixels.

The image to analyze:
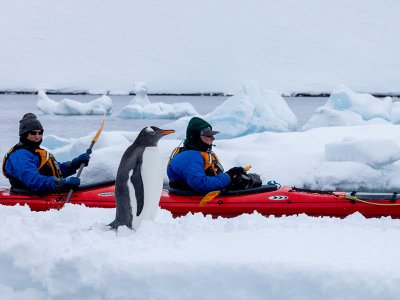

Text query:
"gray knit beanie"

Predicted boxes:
[[19, 113, 43, 136]]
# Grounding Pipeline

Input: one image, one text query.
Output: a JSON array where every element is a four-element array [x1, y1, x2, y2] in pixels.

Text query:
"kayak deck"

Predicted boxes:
[[160, 186, 400, 219], [1, 183, 400, 219]]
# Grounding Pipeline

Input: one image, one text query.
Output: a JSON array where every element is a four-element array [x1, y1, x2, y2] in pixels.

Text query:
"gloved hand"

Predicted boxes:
[[59, 177, 81, 188], [226, 167, 245, 180], [70, 150, 91, 169]]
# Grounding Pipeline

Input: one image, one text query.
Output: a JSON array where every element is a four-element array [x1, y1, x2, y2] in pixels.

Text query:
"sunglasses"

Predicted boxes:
[[28, 130, 43, 136]]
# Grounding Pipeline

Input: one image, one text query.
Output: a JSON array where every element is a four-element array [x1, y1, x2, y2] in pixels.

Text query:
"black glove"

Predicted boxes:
[[70, 150, 91, 169], [59, 177, 81, 189], [226, 167, 245, 180]]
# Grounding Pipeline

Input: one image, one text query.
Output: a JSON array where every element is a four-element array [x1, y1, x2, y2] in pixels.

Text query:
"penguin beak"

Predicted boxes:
[[161, 129, 175, 135]]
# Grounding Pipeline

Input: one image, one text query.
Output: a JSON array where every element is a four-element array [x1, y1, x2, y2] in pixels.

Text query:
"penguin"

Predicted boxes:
[[109, 126, 174, 230]]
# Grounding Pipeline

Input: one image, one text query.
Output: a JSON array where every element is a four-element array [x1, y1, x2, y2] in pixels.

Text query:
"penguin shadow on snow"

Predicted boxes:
[[109, 126, 175, 231]]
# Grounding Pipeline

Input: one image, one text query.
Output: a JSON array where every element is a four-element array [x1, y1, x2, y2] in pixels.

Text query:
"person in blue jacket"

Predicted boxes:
[[167, 117, 245, 194], [2, 113, 90, 193]]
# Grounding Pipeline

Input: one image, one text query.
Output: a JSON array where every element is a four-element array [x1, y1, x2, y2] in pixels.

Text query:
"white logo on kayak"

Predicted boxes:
[[268, 195, 288, 200], [98, 192, 115, 197]]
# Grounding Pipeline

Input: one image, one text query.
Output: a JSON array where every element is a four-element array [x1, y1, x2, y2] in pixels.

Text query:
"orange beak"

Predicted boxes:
[[161, 129, 175, 135]]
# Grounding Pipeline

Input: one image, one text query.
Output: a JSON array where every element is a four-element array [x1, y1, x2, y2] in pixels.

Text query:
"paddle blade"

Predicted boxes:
[[92, 112, 106, 143], [199, 190, 220, 207]]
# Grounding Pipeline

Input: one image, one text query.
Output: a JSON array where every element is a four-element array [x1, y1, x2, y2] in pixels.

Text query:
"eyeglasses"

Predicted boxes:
[[28, 130, 43, 136]]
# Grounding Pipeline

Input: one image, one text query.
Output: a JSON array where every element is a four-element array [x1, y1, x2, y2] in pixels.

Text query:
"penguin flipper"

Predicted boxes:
[[130, 164, 145, 216]]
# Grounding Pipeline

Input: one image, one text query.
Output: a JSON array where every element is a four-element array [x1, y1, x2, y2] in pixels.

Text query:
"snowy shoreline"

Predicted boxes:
[[3, 90, 400, 98]]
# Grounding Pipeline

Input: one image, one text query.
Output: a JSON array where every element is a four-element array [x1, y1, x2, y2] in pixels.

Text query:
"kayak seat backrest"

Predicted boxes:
[[10, 187, 32, 195], [168, 184, 279, 196]]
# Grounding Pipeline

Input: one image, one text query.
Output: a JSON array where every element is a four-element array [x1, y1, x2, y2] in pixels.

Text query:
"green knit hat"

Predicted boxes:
[[184, 117, 218, 151]]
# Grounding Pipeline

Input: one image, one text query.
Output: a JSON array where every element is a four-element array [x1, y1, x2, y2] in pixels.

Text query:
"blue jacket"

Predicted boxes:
[[167, 150, 231, 193], [4, 148, 75, 192]]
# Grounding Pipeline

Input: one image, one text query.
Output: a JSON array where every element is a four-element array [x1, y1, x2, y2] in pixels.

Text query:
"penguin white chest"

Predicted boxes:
[[139, 146, 163, 219]]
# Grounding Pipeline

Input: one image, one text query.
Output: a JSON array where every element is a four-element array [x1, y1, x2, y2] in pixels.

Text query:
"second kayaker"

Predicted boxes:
[[167, 117, 246, 194]]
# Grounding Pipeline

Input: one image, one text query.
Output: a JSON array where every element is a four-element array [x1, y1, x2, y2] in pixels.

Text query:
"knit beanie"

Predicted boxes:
[[19, 113, 43, 136], [184, 117, 216, 151]]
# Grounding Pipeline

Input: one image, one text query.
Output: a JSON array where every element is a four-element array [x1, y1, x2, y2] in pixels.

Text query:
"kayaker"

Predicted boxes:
[[2, 113, 90, 193], [167, 117, 246, 194]]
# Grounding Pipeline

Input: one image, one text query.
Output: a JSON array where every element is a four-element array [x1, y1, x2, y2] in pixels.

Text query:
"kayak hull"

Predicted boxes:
[[160, 187, 400, 219], [1, 183, 400, 219]]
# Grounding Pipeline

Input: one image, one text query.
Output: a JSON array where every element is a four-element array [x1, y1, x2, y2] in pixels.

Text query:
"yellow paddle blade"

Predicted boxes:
[[92, 112, 106, 143], [244, 165, 251, 172], [199, 190, 220, 207]]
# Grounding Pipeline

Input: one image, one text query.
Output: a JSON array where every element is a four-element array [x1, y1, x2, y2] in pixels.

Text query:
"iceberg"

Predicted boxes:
[[302, 86, 394, 130], [167, 81, 298, 139], [116, 82, 198, 119], [36, 90, 112, 115]]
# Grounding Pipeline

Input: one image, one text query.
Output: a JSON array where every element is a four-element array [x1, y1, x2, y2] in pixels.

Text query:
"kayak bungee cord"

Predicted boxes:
[[291, 187, 400, 206], [65, 113, 106, 203], [344, 195, 400, 206]]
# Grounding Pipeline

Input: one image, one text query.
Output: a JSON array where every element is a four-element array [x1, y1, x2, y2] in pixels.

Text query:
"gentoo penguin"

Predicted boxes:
[[109, 126, 174, 230]]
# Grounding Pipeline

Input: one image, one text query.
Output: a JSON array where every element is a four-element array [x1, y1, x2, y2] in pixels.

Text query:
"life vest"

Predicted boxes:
[[168, 146, 224, 176], [2, 143, 63, 189]]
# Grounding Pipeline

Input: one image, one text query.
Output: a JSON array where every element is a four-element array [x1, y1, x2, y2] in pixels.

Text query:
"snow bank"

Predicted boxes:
[[1, 205, 400, 300], [36, 90, 112, 115], [38, 122, 400, 192], [325, 138, 400, 168], [167, 81, 298, 139], [302, 86, 396, 130], [116, 82, 198, 119]]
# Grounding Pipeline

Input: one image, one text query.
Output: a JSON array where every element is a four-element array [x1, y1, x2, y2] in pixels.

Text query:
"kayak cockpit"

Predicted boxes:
[[167, 184, 280, 196]]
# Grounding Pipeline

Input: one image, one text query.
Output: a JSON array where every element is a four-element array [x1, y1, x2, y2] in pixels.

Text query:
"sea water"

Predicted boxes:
[[0, 94, 326, 186]]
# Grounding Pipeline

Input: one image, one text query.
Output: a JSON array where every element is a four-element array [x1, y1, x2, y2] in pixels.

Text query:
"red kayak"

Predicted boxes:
[[1, 181, 400, 219]]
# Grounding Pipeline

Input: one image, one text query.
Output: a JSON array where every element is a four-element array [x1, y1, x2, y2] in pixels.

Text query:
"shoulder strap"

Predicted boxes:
[[167, 141, 185, 165], [200, 151, 224, 175], [34, 149, 63, 178], [2, 143, 29, 177]]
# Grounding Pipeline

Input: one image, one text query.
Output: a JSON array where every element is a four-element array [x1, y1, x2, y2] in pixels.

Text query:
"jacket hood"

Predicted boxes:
[[184, 117, 213, 152]]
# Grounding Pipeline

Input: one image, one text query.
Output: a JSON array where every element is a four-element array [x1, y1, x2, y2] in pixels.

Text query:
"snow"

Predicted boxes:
[[116, 82, 198, 119], [325, 138, 400, 169], [1, 1, 400, 95], [1, 206, 400, 299], [2, 1, 400, 298], [4, 99, 400, 299], [37, 90, 113, 115]]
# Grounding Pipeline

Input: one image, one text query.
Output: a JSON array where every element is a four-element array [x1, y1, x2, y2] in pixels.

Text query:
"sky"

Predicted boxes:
[[2, 2, 400, 299], [1, 1, 400, 95]]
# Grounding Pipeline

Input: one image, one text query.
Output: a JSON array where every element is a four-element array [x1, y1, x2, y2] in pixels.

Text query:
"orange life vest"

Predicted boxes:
[[2, 143, 63, 182], [168, 146, 224, 176]]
